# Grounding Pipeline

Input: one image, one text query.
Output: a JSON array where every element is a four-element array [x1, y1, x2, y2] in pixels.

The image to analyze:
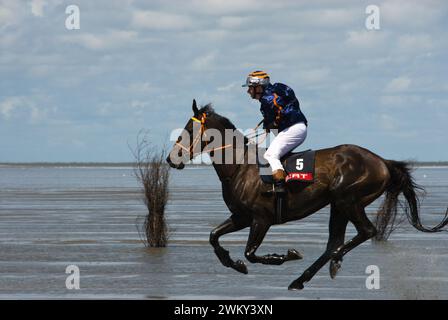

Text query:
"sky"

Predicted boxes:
[[0, 0, 447, 162]]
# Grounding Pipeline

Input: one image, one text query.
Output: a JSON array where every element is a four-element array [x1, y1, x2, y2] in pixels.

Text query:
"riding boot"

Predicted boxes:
[[273, 169, 287, 194]]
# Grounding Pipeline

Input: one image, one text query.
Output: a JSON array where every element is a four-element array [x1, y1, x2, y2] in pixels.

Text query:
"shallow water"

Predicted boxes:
[[0, 165, 447, 299]]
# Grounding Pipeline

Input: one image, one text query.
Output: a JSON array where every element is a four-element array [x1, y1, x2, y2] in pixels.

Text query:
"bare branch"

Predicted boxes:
[[130, 130, 170, 247]]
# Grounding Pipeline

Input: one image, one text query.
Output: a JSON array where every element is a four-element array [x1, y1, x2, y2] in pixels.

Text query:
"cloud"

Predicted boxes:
[[30, 0, 47, 17], [1, 1, 447, 161], [293, 8, 358, 29], [345, 30, 388, 49], [127, 82, 155, 93], [59, 30, 138, 50], [385, 76, 412, 92], [187, 0, 263, 15], [0, 96, 47, 123], [379, 114, 398, 131], [217, 83, 238, 92], [217, 16, 249, 29], [190, 52, 216, 71], [381, 0, 445, 29], [0, 1, 23, 28], [299, 68, 331, 84], [396, 34, 433, 53], [0, 96, 16, 119], [132, 10, 195, 30]]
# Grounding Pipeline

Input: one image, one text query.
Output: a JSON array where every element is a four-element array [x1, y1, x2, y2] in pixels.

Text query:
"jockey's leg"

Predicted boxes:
[[263, 122, 307, 174], [262, 123, 308, 223]]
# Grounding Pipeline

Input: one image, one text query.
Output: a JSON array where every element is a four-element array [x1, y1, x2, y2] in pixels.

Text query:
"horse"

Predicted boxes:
[[166, 100, 448, 290]]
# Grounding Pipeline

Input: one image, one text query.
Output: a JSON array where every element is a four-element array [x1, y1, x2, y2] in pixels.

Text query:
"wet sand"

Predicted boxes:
[[0, 165, 447, 299]]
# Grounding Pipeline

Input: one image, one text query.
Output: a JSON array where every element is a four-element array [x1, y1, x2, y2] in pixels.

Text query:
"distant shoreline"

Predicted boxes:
[[0, 161, 448, 168]]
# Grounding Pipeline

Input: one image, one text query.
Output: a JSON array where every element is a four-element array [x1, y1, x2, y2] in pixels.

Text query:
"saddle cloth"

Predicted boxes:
[[257, 148, 316, 184]]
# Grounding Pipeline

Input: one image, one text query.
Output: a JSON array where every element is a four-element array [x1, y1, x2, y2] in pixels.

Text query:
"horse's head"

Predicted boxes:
[[166, 99, 212, 169], [166, 99, 248, 169]]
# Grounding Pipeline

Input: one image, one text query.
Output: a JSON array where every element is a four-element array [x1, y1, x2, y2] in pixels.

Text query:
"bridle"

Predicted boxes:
[[175, 113, 232, 159]]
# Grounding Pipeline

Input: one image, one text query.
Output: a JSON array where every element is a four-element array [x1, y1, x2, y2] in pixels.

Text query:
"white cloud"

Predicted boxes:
[[385, 76, 412, 92], [188, 0, 262, 15], [380, 94, 423, 108], [379, 114, 397, 131], [132, 10, 194, 30], [217, 83, 238, 92], [381, 0, 445, 29], [1, 1, 447, 161], [218, 16, 248, 29], [0, 1, 23, 28], [30, 0, 47, 17], [294, 8, 358, 28], [396, 34, 433, 53], [0, 96, 47, 123], [297, 68, 331, 84], [59, 30, 138, 50], [345, 30, 388, 49], [190, 52, 216, 71], [130, 100, 148, 109], [0, 96, 17, 119], [127, 82, 155, 93]]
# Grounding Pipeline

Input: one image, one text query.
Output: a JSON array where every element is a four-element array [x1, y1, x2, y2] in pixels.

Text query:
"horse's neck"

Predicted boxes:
[[211, 145, 257, 183], [211, 147, 244, 182], [207, 121, 250, 182], [212, 162, 238, 183]]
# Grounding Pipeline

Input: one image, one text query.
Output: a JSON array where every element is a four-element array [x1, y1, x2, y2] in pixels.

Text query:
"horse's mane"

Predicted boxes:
[[199, 104, 249, 145]]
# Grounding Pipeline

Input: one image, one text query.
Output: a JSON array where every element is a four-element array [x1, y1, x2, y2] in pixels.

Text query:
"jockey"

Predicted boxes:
[[243, 70, 308, 194]]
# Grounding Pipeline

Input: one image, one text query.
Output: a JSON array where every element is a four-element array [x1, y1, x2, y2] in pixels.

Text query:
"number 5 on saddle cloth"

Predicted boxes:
[[256, 148, 316, 224]]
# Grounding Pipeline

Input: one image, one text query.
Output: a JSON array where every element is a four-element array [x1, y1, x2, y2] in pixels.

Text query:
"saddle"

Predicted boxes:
[[256, 148, 316, 184]]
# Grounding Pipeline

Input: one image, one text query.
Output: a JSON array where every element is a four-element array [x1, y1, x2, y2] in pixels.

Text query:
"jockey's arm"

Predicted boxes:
[[260, 93, 285, 130]]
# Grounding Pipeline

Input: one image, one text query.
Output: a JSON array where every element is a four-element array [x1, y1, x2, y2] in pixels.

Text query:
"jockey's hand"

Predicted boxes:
[[263, 120, 277, 131]]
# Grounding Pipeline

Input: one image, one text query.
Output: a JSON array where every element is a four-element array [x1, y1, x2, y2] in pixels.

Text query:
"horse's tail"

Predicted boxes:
[[374, 160, 448, 241]]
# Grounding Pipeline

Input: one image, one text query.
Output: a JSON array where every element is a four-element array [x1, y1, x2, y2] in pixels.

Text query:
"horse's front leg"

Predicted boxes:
[[210, 215, 251, 274], [244, 219, 303, 265]]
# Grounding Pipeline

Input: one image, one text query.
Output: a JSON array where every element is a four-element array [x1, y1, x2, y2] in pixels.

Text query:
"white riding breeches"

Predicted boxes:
[[263, 122, 307, 172]]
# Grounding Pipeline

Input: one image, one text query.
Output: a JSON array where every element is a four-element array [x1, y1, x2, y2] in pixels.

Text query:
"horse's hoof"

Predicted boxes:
[[329, 260, 342, 279], [234, 260, 248, 274], [288, 280, 304, 291], [287, 249, 303, 261]]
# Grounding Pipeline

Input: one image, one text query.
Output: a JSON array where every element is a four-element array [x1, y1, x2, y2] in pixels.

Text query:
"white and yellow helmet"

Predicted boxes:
[[242, 70, 270, 87]]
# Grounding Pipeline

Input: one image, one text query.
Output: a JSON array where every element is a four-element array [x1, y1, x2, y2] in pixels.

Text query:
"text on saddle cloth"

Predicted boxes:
[[257, 148, 316, 184]]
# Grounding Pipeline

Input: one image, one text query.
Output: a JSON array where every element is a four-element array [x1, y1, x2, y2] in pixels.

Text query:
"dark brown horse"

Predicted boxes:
[[166, 100, 448, 290]]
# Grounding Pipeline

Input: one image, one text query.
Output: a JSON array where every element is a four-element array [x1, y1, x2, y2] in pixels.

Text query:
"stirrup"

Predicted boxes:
[[261, 181, 286, 197], [274, 181, 286, 194], [261, 184, 275, 197]]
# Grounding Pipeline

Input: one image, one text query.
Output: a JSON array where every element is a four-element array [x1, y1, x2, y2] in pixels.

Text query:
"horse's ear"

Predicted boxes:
[[192, 99, 199, 116]]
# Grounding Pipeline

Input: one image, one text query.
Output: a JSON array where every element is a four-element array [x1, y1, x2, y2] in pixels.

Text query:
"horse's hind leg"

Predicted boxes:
[[210, 214, 251, 274], [244, 218, 303, 265], [331, 205, 377, 263], [288, 206, 348, 290], [329, 205, 349, 279]]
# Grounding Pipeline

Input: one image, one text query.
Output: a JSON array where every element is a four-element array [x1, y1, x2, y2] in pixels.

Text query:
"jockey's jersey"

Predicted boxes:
[[259, 83, 308, 132]]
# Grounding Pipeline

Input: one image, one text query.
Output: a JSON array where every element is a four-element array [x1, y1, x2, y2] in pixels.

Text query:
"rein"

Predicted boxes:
[[246, 119, 268, 146], [174, 113, 267, 183], [175, 113, 232, 157], [175, 114, 267, 183]]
